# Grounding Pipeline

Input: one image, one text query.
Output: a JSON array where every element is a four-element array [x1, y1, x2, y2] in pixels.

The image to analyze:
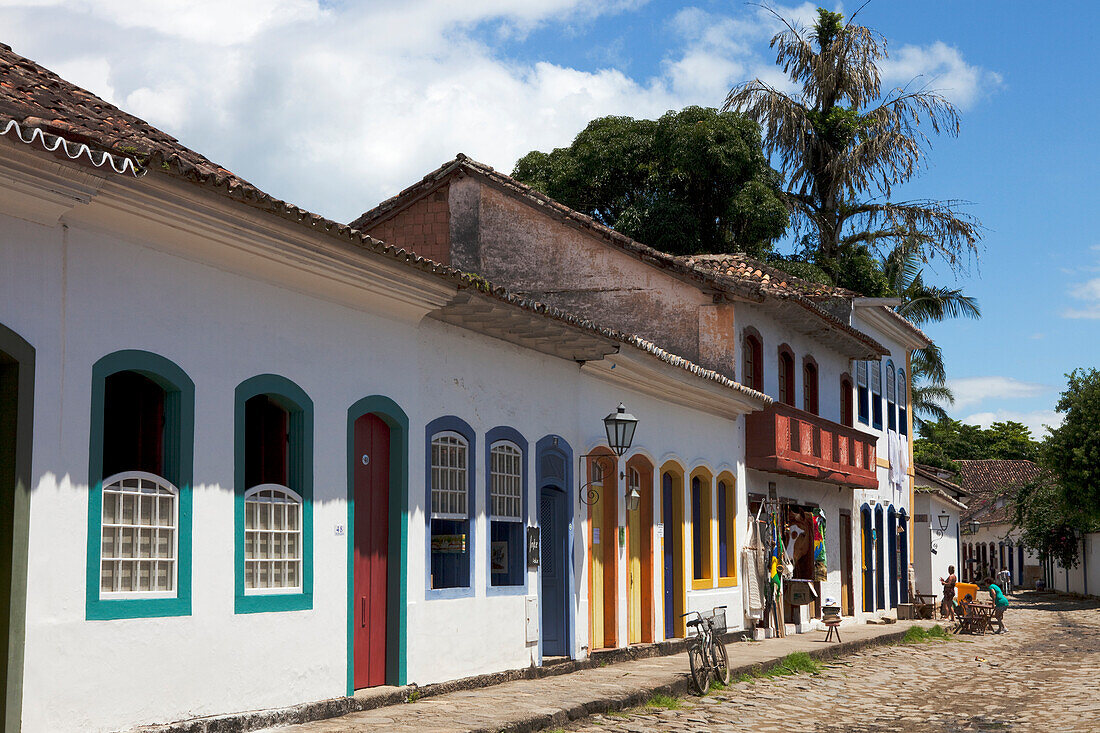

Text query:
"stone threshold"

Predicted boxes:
[[131, 626, 904, 733]]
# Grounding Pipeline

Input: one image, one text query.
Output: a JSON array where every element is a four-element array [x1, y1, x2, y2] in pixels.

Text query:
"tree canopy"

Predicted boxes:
[[724, 7, 982, 291], [1042, 369, 1100, 514], [512, 106, 789, 257], [914, 418, 1041, 472]]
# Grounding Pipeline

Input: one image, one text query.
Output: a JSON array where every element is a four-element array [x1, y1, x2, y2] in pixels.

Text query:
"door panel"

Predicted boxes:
[[839, 513, 853, 616], [540, 487, 567, 656], [353, 413, 389, 689]]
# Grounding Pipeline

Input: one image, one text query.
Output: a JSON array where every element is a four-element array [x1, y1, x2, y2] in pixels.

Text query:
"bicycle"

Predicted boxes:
[[682, 605, 730, 694]]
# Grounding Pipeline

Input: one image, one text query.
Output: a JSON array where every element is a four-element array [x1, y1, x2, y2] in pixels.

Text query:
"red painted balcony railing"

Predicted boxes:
[[746, 402, 878, 490]]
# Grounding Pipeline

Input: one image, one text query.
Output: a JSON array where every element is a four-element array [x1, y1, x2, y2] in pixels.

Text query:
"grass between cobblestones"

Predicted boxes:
[[734, 651, 823, 683], [645, 693, 682, 710], [902, 624, 955, 644]]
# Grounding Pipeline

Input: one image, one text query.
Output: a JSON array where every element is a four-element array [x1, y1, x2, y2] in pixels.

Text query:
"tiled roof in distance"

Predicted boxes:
[[955, 459, 1041, 524]]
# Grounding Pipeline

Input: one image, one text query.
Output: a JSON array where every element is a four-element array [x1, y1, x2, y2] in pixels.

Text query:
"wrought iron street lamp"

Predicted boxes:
[[938, 513, 951, 532], [967, 520, 980, 534], [579, 403, 639, 506]]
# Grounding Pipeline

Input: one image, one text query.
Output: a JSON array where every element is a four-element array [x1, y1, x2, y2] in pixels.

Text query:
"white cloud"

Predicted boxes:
[[879, 41, 1003, 110], [947, 376, 1050, 409], [962, 410, 1063, 440], [0, 1, 1000, 224], [1063, 277, 1100, 319]]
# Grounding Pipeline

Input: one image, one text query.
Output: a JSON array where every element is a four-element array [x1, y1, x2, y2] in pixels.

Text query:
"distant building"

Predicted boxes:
[[912, 465, 969, 597], [955, 460, 1042, 587]]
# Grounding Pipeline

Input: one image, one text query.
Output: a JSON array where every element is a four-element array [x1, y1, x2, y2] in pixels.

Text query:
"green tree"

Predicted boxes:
[[724, 7, 981, 290], [1043, 369, 1100, 513], [1013, 472, 1096, 569], [512, 106, 789, 257], [914, 418, 1040, 468]]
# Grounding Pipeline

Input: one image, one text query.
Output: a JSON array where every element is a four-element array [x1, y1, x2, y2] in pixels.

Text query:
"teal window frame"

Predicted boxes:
[[234, 374, 314, 614], [86, 350, 195, 620]]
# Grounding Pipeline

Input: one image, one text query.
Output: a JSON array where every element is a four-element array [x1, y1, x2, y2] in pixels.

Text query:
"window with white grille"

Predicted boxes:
[[490, 441, 522, 520], [100, 471, 177, 596], [244, 485, 302, 592], [431, 432, 469, 519]]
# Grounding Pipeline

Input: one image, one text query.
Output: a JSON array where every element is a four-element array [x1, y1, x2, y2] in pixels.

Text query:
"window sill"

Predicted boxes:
[[235, 591, 312, 614], [87, 595, 190, 620], [426, 586, 475, 601], [717, 577, 738, 588], [691, 578, 714, 591], [486, 583, 528, 597]]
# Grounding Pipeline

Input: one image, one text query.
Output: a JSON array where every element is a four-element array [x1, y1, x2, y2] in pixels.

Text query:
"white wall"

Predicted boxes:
[[1, 198, 750, 732], [912, 493, 960, 598], [1048, 533, 1100, 597]]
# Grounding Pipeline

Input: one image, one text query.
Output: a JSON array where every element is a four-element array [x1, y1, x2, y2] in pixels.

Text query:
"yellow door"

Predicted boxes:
[[590, 466, 605, 648], [627, 486, 641, 644]]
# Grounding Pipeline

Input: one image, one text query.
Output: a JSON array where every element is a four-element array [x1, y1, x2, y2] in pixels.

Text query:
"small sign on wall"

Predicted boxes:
[[527, 526, 540, 567], [593, 527, 600, 545], [656, 523, 664, 539]]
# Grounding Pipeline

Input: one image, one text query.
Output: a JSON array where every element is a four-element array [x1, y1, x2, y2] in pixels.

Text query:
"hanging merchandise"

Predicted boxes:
[[811, 508, 828, 583], [742, 507, 765, 620]]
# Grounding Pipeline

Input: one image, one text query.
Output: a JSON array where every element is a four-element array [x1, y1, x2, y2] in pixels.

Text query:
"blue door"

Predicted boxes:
[[662, 473, 674, 638], [874, 507, 885, 610], [539, 485, 568, 657], [887, 508, 898, 608]]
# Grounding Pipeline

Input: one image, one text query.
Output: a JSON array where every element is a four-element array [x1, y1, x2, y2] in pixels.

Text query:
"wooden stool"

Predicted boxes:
[[824, 620, 841, 642]]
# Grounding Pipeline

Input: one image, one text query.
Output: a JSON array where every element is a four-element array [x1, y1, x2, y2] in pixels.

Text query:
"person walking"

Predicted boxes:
[[999, 567, 1013, 594], [939, 565, 957, 621]]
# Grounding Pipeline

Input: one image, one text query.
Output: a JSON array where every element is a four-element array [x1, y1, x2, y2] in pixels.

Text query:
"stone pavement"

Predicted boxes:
[[265, 617, 935, 733], [562, 592, 1100, 733]]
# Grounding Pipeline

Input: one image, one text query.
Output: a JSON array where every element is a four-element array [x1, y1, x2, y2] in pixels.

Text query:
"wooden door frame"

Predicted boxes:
[[587, 448, 618, 650], [861, 505, 874, 612], [624, 454, 654, 645], [346, 397, 408, 694], [839, 510, 854, 616], [0, 323, 33, 733], [660, 462, 687, 639]]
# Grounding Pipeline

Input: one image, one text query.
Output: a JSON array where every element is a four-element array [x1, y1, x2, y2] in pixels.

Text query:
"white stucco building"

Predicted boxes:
[[0, 43, 934, 733]]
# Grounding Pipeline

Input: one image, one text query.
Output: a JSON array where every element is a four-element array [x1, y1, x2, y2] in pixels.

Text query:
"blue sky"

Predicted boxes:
[[2, 0, 1096, 437]]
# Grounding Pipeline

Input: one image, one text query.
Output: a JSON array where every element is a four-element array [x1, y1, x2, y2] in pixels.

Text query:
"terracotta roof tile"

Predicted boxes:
[[677, 253, 854, 299], [954, 459, 1041, 525]]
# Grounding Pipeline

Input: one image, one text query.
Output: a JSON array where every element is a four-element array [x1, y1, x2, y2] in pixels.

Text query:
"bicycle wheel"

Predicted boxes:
[[688, 644, 711, 695], [711, 637, 730, 686]]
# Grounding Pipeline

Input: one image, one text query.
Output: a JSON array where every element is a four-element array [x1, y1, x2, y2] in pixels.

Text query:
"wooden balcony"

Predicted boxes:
[[746, 402, 878, 490]]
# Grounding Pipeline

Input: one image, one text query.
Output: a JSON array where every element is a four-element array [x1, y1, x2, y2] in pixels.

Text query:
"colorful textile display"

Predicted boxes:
[[811, 509, 827, 582]]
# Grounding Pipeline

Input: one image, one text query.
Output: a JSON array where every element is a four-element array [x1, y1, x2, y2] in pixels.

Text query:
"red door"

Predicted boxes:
[[353, 413, 389, 689]]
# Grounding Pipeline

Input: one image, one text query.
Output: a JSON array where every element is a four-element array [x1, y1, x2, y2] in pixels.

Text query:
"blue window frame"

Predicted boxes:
[[234, 375, 314, 614], [856, 361, 869, 425], [871, 360, 883, 430], [426, 416, 476, 598], [86, 350, 195, 620], [898, 369, 908, 435], [486, 427, 528, 593], [886, 360, 897, 432]]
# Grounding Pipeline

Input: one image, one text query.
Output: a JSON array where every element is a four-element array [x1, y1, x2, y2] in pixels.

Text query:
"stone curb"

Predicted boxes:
[[129, 628, 906, 733]]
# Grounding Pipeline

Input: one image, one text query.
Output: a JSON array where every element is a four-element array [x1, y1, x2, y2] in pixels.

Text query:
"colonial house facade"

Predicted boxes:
[[912, 464, 969, 598], [0, 43, 930, 733], [352, 156, 930, 633]]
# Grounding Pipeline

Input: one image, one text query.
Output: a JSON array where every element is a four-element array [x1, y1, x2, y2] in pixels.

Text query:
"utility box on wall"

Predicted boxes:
[[525, 596, 539, 643]]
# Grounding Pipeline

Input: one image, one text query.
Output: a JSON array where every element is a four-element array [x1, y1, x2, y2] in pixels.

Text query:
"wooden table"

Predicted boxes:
[[956, 601, 994, 635]]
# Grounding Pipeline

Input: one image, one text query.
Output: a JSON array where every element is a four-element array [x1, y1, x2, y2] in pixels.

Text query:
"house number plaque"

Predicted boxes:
[[361, 454, 370, 466]]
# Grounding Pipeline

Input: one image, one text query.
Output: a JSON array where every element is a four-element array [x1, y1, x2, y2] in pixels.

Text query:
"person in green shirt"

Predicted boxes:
[[988, 583, 1010, 632]]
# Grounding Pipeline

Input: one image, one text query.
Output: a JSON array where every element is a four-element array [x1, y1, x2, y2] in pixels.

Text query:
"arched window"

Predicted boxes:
[[856, 361, 869, 425], [716, 477, 736, 585], [803, 357, 819, 415], [488, 433, 526, 589], [840, 375, 854, 427], [778, 346, 795, 406], [742, 330, 763, 392], [898, 368, 908, 436], [243, 485, 302, 592], [88, 350, 194, 619], [886, 360, 897, 431], [871, 360, 883, 429], [427, 418, 475, 593]]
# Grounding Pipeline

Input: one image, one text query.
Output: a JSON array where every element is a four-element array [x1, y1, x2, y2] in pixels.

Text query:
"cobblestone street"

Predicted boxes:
[[562, 593, 1100, 733]]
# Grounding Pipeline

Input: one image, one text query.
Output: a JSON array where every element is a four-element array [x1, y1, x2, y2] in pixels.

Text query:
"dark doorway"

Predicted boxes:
[[874, 506, 885, 611], [861, 507, 873, 612], [0, 324, 33, 733], [539, 485, 568, 657], [839, 512, 854, 616], [887, 507, 898, 608]]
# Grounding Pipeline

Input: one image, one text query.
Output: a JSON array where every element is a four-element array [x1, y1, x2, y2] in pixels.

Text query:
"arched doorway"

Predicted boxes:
[[874, 506, 885, 610], [347, 396, 408, 692], [587, 448, 618, 650], [0, 323, 33, 733], [536, 436, 572, 659], [660, 462, 687, 638], [860, 506, 873, 612], [898, 511, 909, 603], [625, 455, 654, 645], [887, 506, 898, 608]]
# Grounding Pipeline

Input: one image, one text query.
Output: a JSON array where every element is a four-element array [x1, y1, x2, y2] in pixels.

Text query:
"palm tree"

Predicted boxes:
[[724, 7, 981, 278], [885, 238, 982, 427]]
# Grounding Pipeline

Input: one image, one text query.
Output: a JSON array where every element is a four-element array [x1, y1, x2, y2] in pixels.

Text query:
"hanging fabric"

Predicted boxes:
[[811, 508, 828, 582]]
